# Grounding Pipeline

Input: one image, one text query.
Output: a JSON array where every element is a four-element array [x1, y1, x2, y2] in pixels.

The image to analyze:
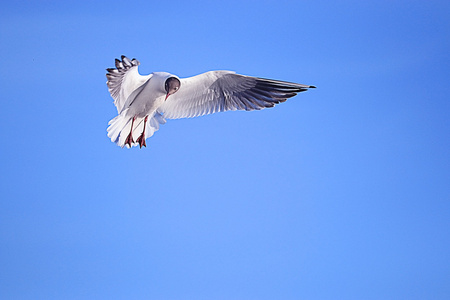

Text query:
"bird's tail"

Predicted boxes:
[[107, 109, 166, 148]]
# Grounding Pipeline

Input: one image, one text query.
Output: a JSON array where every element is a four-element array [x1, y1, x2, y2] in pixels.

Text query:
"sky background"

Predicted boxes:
[[1, 1, 449, 299]]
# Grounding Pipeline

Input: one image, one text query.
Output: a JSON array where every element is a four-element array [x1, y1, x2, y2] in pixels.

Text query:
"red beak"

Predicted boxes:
[[165, 93, 170, 101]]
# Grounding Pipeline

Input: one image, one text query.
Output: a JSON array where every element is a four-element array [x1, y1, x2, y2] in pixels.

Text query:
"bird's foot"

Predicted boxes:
[[136, 115, 149, 149], [125, 132, 134, 148], [136, 134, 146, 148]]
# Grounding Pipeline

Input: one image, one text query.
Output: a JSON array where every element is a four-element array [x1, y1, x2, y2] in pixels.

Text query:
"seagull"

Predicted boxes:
[[106, 55, 316, 148]]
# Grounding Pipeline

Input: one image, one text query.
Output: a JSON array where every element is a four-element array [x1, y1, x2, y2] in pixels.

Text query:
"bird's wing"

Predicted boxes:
[[159, 71, 315, 119], [106, 56, 151, 113]]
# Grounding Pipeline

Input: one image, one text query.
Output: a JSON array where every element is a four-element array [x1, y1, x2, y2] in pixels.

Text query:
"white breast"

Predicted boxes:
[[125, 74, 167, 118]]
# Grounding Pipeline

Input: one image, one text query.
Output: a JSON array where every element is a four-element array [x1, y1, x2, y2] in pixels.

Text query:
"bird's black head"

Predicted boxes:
[[164, 77, 181, 99]]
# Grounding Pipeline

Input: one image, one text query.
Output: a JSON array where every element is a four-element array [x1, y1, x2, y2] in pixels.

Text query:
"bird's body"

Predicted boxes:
[[124, 72, 171, 117], [106, 55, 315, 148]]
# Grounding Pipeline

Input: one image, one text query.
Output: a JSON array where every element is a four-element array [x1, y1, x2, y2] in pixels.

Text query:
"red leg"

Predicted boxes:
[[137, 115, 149, 148], [125, 116, 136, 147]]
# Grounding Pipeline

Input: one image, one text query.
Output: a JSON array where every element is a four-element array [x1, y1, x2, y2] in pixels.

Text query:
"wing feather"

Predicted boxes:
[[106, 55, 151, 113], [159, 71, 315, 119]]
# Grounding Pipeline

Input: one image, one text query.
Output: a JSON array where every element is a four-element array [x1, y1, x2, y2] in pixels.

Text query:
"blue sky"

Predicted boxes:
[[1, 1, 449, 299]]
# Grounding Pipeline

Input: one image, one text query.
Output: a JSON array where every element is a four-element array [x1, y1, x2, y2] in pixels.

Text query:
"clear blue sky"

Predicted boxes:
[[1, 1, 449, 299]]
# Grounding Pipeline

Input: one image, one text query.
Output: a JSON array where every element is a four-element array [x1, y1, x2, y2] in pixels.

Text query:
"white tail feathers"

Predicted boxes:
[[107, 110, 166, 148]]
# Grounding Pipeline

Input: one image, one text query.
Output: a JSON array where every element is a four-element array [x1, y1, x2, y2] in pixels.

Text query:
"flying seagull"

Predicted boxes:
[[106, 55, 316, 148]]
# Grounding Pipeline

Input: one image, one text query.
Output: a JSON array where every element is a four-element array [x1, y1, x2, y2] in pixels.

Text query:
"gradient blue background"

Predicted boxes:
[[1, 1, 449, 299]]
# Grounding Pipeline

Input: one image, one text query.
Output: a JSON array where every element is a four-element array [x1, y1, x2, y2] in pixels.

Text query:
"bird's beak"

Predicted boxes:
[[165, 93, 170, 101]]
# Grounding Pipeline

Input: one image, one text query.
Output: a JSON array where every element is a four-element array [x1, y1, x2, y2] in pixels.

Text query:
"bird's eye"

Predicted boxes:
[[175, 87, 178, 90]]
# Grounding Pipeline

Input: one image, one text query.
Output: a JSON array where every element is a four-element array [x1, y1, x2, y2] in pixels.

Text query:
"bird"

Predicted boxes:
[[106, 55, 316, 148]]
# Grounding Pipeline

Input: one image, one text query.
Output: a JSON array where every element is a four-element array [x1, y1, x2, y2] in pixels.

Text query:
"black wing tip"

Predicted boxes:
[[255, 77, 316, 90], [109, 55, 140, 73], [119, 55, 140, 66]]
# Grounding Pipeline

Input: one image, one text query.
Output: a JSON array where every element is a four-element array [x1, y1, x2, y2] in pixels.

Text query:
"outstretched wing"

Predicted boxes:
[[159, 71, 315, 119], [106, 55, 151, 113]]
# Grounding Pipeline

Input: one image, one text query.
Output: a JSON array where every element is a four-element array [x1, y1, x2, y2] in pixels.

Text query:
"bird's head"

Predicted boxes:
[[164, 77, 181, 100]]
